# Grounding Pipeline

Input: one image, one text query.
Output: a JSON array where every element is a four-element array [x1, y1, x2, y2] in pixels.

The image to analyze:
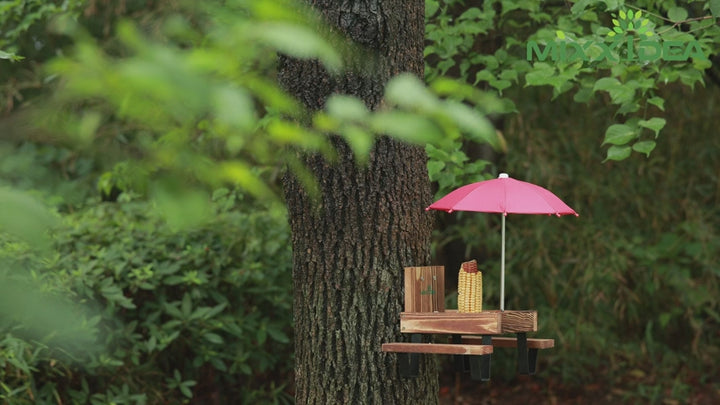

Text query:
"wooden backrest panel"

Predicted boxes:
[[404, 266, 445, 312]]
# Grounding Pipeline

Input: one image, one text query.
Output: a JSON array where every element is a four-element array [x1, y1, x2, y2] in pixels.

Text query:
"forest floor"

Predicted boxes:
[[437, 366, 720, 404]]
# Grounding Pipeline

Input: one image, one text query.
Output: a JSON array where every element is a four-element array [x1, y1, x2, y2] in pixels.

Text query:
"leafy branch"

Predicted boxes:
[[425, 0, 720, 161]]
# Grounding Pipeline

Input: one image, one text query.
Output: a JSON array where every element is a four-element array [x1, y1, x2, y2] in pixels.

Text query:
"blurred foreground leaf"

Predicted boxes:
[[151, 180, 214, 231], [0, 277, 100, 353], [0, 188, 58, 252]]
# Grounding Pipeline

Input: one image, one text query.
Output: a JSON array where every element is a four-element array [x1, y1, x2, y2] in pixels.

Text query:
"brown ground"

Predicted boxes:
[[438, 370, 720, 405]]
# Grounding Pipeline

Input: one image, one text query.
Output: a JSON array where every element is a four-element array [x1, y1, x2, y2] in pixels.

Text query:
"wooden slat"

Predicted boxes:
[[400, 311, 501, 334], [461, 336, 555, 349], [500, 310, 537, 333], [404, 266, 445, 313], [381, 342, 493, 355], [398, 310, 537, 334]]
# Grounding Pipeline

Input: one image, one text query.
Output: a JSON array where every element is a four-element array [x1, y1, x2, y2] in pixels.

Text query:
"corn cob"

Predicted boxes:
[[458, 265, 469, 312], [458, 260, 482, 313]]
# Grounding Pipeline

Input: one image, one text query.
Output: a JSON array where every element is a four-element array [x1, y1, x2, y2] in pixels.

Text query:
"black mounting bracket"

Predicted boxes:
[[398, 333, 422, 378]]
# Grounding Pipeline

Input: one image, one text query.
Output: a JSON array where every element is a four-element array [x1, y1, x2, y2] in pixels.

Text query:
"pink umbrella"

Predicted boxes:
[[427, 173, 578, 310]]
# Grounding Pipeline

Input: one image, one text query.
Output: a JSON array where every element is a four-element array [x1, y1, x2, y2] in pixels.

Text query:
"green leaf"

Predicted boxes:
[[667, 7, 688, 23], [76, 111, 103, 144], [254, 23, 341, 71], [267, 120, 329, 154], [181, 293, 192, 317], [385, 73, 438, 110], [647, 97, 665, 111], [190, 306, 210, 320], [0, 279, 101, 352], [256, 326, 267, 344], [340, 125, 374, 162], [369, 112, 442, 144], [426, 0, 440, 17], [425, 143, 449, 160], [179, 380, 196, 398], [490, 79, 512, 92], [239, 363, 252, 375], [0, 188, 58, 252], [632, 140, 656, 157], [610, 87, 636, 105], [164, 302, 183, 318], [638, 117, 666, 137], [475, 70, 495, 84], [605, 145, 632, 161], [603, 124, 637, 145], [711, 0, 720, 19], [592, 77, 637, 105], [151, 183, 213, 230], [267, 326, 290, 343], [499, 69, 518, 82], [0, 50, 16, 60], [602, 0, 621, 11], [459, 7, 485, 21], [478, 55, 499, 70], [593, 77, 621, 92], [435, 59, 455, 75], [213, 87, 255, 130], [441, 101, 498, 148], [693, 57, 712, 71], [573, 87, 593, 103], [617, 101, 640, 114], [678, 69, 704, 88], [203, 333, 224, 344], [525, 65, 557, 87], [427, 160, 445, 178], [147, 336, 157, 352], [326, 95, 368, 121]]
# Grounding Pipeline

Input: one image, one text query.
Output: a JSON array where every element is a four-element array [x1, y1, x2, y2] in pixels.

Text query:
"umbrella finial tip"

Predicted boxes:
[[498, 173, 509, 179]]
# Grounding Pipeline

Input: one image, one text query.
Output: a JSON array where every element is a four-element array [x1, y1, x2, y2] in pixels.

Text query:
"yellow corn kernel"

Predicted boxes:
[[476, 272, 482, 312], [457, 269, 465, 313]]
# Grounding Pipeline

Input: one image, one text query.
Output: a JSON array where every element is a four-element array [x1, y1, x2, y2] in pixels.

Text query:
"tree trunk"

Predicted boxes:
[[279, 0, 439, 404]]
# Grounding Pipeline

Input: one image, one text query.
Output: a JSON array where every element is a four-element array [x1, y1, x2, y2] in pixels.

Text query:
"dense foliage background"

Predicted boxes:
[[1, 188, 293, 404], [1, 0, 719, 403]]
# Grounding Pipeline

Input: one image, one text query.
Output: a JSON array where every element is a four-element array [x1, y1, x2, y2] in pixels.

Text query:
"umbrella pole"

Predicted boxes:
[[500, 214, 506, 311]]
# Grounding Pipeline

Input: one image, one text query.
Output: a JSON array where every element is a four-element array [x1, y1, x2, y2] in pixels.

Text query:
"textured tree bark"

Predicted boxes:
[[279, 0, 439, 404]]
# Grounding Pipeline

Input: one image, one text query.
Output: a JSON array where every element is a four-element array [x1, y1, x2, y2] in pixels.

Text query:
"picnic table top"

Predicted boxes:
[[399, 309, 537, 335]]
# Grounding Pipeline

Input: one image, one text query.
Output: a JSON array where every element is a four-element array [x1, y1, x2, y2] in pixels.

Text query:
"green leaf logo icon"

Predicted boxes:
[[607, 9, 654, 38], [420, 285, 435, 295]]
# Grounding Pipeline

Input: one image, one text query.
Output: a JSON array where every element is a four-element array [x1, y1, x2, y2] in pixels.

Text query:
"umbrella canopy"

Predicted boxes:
[[427, 173, 577, 216], [427, 173, 578, 310]]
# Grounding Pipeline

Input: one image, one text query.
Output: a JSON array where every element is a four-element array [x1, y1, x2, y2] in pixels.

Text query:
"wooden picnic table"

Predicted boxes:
[[381, 266, 554, 380], [382, 310, 552, 380]]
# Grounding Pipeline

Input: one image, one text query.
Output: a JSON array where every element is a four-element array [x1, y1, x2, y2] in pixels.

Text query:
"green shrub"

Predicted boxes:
[[0, 190, 294, 404]]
